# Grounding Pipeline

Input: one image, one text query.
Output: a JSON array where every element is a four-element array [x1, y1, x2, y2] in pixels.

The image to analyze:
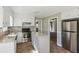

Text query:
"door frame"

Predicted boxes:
[[48, 17, 58, 52], [49, 18, 57, 41]]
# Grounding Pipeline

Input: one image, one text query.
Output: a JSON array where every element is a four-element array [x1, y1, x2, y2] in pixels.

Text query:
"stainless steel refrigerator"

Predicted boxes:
[[62, 18, 79, 53]]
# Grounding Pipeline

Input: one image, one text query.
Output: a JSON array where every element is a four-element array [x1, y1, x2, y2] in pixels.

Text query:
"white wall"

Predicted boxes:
[[42, 13, 62, 47], [42, 18, 49, 34], [62, 8, 79, 19], [56, 13, 62, 47]]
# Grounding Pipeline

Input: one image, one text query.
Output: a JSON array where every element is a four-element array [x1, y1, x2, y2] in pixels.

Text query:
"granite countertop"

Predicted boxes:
[[32, 32, 49, 38], [0, 33, 16, 43], [0, 32, 4, 37]]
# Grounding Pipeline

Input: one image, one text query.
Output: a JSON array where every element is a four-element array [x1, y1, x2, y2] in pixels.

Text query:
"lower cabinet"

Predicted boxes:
[[0, 40, 16, 53], [32, 33, 50, 53], [16, 32, 23, 43]]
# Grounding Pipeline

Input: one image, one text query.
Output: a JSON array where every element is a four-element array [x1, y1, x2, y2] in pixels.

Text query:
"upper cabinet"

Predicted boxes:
[[3, 7, 14, 27], [0, 6, 14, 32], [0, 7, 3, 27], [26, 17, 35, 26], [22, 17, 35, 27], [14, 15, 35, 26]]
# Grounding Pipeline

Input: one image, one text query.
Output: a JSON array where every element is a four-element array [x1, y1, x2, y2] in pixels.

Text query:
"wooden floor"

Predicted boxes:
[[16, 42, 34, 53], [50, 40, 71, 53], [16, 40, 71, 53]]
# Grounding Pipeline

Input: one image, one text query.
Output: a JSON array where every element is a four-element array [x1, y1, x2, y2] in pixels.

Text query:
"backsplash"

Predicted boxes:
[[0, 29, 9, 38], [3, 27, 8, 32], [0, 28, 3, 32], [8, 26, 22, 33]]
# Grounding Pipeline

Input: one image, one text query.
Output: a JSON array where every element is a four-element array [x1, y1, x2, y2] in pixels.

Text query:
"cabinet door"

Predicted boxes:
[[0, 7, 3, 27], [27, 17, 35, 26]]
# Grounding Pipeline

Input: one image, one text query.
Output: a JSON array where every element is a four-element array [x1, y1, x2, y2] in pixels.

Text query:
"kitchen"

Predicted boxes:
[[0, 6, 49, 53], [0, 6, 79, 53], [0, 0, 79, 59]]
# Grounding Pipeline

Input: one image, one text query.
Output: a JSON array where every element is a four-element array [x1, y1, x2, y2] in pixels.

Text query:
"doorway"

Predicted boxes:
[[50, 18, 71, 53], [50, 18, 57, 42], [50, 18, 57, 52]]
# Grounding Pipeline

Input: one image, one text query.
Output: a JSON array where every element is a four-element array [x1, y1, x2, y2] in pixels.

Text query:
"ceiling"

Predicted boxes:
[[10, 6, 77, 18]]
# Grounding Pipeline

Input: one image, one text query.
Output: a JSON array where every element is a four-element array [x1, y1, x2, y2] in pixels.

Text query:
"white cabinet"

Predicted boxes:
[[26, 17, 35, 26], [0, 41, 16, 53], [14, 16, 35, 26], [22, 17, 35, 26], [0, 7, 3, 27], [38, 36, 49, 53], [31, 34, 38, 51], [16, 32, 23, 43], [32, 33, 50, 53], [3, 7, 14, 27], [0, 35, 16, 53], [0, 6, 13, 27]]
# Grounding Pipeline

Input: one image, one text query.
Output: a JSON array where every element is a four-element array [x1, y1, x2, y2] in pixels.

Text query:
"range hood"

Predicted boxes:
[[22, 22, 32, 28]]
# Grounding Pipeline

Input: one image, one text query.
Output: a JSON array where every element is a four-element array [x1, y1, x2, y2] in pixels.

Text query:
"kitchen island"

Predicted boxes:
[[31, 32, 50, 53]]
